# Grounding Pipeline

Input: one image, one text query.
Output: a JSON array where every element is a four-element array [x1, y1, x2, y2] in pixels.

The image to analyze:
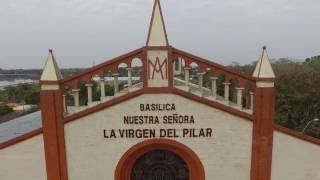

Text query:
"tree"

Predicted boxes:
[[25, 91, 40, 104], [229, 57, 320, 138], [0, 105, 13, 116]]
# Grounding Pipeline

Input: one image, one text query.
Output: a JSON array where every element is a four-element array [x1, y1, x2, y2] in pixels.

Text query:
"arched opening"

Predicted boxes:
[[115, 139, 205, 180], [131, 58, 143, 87], [173, 57, 185, 78], [117, 63, 128, 91], [131, 150, 189, 180]]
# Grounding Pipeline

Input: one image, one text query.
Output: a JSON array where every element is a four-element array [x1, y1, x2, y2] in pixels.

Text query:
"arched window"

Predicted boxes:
[[131, 150, 189, 180], [115, 139, 205, 180]]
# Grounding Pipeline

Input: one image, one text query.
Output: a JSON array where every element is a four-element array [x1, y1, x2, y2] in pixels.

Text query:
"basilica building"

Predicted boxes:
[[1, 0, 319, 180]]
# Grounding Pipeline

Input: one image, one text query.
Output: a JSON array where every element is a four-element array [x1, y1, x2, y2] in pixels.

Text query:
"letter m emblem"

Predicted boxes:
[[148, 57, 168, 80]]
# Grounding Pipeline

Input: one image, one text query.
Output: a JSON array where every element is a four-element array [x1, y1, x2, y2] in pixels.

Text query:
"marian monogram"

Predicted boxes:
[[147, 50, 169, 87], [148, 57, 168, 80]]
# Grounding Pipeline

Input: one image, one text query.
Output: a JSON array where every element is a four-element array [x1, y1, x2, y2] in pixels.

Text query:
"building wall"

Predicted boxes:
[[64, 94, 253, 180], [0, 134, 47, 180], [271, 131, 320, 180]]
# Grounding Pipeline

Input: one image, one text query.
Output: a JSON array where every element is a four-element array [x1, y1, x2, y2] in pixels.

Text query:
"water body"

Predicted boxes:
[[0, 111, 42, 143], [0, 79, 37, 90]]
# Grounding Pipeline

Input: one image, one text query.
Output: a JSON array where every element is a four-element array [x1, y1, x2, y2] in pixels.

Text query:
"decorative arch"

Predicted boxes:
[[115, 139, 205, 180]]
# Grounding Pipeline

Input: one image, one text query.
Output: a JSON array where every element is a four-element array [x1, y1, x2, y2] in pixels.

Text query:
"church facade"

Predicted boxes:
[[1, 1, 320, 180]]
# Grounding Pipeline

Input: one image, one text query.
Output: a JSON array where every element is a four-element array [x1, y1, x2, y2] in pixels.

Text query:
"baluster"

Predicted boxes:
[[210, 77, 218, 98], [223, 82, 231, 102], [236, 87, 244, 109], [197, 72, 205, 96], [72, 89, 80, 107], [177, 58, 183, 74], [62, 94, 67, 114], [113, 73, 119, 94], [184, 67, 191, 87], [127, 67, 133, 89], [100, 79, 106, 100], [250, 91, 254, 111], [85, 83, 93, 105]]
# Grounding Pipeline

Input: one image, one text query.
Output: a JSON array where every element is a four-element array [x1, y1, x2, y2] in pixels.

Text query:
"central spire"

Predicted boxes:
[[146, 0, 169, 47]]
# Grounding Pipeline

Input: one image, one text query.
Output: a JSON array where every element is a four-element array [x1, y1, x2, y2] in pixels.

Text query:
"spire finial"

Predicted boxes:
[[146, 0, 169, 47], [40, 49, 63, 81], [252, 46, 275, 79]]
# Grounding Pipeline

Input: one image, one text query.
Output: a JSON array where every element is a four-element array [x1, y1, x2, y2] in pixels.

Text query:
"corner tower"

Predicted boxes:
[[40, 50, 68, 180], [251, 46, 275, 180]]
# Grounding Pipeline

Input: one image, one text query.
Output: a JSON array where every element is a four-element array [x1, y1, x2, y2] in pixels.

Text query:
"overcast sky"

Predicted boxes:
[[0, 0, 319, 69]]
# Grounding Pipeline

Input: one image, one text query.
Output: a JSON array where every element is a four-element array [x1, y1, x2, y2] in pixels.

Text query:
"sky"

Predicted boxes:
[[0, 0, 319, 69]]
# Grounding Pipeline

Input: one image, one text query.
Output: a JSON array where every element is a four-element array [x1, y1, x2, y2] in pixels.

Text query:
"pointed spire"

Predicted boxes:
[[146, 0, 169, 47], [40, 49, 63, 81], [252, 46, 275, 79]]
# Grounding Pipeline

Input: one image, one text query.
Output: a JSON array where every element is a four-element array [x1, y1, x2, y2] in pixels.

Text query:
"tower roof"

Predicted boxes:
[[146, 0, 169, 47], [252, 46, 275, 79], [40, 49, 63, 81]]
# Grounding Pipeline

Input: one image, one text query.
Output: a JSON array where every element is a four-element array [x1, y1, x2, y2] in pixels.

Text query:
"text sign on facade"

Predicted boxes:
[[103, 104, 213, 139]]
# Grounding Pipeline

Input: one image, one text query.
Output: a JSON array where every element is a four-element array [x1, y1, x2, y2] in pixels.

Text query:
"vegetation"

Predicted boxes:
[[230, 56, 320, 138], [0, 105, 13, 116], [0, 83, 40, 104]]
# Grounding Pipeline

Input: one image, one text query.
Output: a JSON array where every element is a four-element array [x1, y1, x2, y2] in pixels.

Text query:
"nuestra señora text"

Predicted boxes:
[[103, 103, 213, 139]]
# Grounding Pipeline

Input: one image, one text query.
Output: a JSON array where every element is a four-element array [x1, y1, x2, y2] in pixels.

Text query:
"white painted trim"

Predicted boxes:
[[256, 82, 274, 88], [41, 84, 60, 90]]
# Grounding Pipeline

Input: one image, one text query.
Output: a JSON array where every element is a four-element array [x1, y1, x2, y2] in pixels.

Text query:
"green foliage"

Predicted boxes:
[[230, 56, 320, 138], [25, 91, 40, 104], [0, 83, 40, 104], [118, 67, 128, 77], [131, 67, 142, 77], [305, 55, 320, 65], [0, 105, 13, 116]]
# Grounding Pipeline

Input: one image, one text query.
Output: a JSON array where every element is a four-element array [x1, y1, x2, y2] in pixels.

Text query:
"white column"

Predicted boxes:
[[223, 82, 231, 101], [236, 87, 245, 109], [62, 94, 67, 114], [86, 83, 93, 104], [197, 72, 205, 89], [250, 92, 254, 111], [197, 72, 206, 96], [210, 77, 218, 98], [113, 73, 119, 94], [100, 79, 106, 100], [72, 89, 80, 107], [178, 59, 182, 74], [184, 67, 191, 86], [126, 68, 133, 89]]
